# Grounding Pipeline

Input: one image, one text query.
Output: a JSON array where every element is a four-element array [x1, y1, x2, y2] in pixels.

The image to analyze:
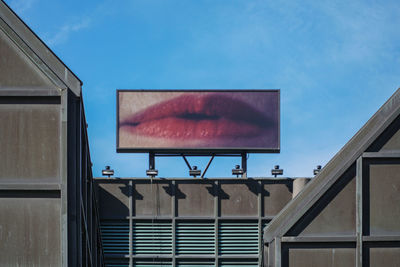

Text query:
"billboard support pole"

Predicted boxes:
[[149, 152, 155, 170], [201, 154, 215, 178], [146, 152, 159, 177], [182, 155, 192, 170], [242, 152, 247, 178], [148, 152, 248, 178]]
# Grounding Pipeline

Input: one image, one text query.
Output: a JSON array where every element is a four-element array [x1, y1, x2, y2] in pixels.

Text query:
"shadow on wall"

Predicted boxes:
[[95, 178, 296, 219]]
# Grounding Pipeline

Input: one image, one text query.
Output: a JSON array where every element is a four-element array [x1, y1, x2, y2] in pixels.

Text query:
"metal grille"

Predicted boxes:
[[105, 259, 130, 267], [133, 221, 173, 255], [218, 221, 259, 255], [176, 260, 215, 266], [100, 220, 266, 265], [176, 221, 215, 255], [101, 221, 130, 255], [97, 178, 293, 266], [133, 260, 172, 267], [219, 259, 259, 267]]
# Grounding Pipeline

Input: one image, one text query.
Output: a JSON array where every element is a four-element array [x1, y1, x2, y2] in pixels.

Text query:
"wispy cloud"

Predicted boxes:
[[8, 0, 35, 15], [44, 0, 121, 47], [318, 1, 400, 64], [47, 17, 91, 46]]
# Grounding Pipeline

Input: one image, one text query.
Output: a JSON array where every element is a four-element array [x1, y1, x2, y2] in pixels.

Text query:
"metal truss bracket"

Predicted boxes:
[[147, 152, 248, 178]]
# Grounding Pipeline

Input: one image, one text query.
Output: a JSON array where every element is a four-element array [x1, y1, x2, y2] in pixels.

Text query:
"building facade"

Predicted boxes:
[[1, 1, 400, 266], [95, 177, 297, 266], [0, 1, 103, 266], [264, 89, 400, 266]]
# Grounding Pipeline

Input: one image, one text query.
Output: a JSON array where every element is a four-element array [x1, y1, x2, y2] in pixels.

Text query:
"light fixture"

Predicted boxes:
[[102, 166, 114, 177], [189, 166, 201, 178], [146, 168, 158, 177], [271, 165, 283, 177], [313, 165, 322, 176], [232, 165, 244, 177]]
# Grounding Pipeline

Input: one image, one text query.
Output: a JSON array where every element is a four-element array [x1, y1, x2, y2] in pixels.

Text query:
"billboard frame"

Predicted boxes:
[[116, 89, 280, 154]]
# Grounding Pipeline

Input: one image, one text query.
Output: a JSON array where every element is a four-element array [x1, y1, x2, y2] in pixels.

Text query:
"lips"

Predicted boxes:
[[120, 93, 274, 143]]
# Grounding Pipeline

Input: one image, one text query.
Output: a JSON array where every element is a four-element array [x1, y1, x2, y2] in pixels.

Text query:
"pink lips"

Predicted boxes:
[[120, 93, 274, 141]]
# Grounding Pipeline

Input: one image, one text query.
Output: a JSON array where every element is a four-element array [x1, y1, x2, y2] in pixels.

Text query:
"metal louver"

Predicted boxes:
[[100, 219, 268, 265], [219, 259, 259, 267], [101, 221, 130, 255], [133, 221, 172, 255], [133, 260, 172, 267], [176, 221, 215, 255], [104, 259, 129, 267], [176, 260, 215, 266], [218, 221, 259, 255]]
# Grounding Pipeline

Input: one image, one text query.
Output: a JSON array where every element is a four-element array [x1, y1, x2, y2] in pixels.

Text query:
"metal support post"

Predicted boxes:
[[241, 152, 247, 178], [201, 155, 215, 178], [149, 152, 155, 170]]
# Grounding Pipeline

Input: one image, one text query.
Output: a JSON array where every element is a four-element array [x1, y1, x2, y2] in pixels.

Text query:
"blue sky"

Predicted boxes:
[[6, 0, 400, 178]]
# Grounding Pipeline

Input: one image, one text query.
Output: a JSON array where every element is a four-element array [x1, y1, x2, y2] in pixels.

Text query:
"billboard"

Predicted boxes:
[[117, 90, 280, 153]]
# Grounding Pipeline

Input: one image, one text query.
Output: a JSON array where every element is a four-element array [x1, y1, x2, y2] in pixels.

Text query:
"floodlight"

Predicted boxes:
[[189, 166, 201, 178], [146, 169, 158, 177], [102, 166, 114, 178], [232, 165, 244, 177], [313, 165, 322, 176], [271, 165, 283, 177]]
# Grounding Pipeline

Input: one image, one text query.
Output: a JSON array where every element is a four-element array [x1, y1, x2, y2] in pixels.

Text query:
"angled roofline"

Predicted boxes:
[[264, 88, 400, 243], [0, 0, 82, 96]]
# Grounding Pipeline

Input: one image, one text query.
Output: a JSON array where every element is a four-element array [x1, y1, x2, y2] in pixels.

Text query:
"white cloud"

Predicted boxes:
[[319, 1, 399, 62], [8, 0, 35, 15], [44, 0, 122, 47], [47, 17, 91, 46]]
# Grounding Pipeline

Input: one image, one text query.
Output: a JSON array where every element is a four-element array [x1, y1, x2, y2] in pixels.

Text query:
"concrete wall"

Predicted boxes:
[[0, 4, 103, 265], [95, 177, 295, 266], [264, 114, 400, 267], [0, 22, 64, 265]]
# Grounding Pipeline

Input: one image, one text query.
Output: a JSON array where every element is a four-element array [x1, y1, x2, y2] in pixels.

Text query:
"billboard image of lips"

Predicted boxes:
[[117, 90, 280, 153]]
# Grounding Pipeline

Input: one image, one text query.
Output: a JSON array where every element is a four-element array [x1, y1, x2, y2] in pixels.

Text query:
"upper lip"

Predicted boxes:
[[120, 93, 274, 139]]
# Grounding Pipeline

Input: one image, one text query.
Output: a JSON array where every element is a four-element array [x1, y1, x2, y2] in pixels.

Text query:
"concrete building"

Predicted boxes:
[[0, 1, 103, 266], [263, 89, 400, 267], [1, 1, 400, 266], [95, 176, 298, 266]]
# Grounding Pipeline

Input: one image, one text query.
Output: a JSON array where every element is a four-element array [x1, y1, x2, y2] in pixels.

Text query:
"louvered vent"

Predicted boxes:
[[176, 221, 215, 255], [219, 259, 259, 267], [104, 258, 129, 267], [177, 260, 215, 266], [133, 259, 172, 267], [133, 221, 172, 255], [218, 221, 259, 255], [101, 221, 129, 255]]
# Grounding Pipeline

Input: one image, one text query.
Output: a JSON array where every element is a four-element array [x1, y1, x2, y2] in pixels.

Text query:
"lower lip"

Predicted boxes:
[[121, 117, 267, 139]]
